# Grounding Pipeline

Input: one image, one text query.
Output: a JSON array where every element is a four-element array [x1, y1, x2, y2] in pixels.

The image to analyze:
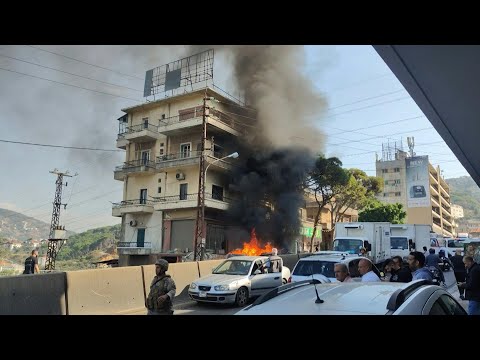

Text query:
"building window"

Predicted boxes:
[[383, 193, 388, 197], [385, 180, 389, 185], [159, 148, 164, 155], [142, 117, 149, 129], [180, 143, 191, 158], [180, 183, 188, 200], [395, 192, 401, 196], [158, 187, 162, 194], [394, 168, 400, 172], [395, 179, 401, 184], [382, 169, 388, 174], [212, 185, 224, 201], [158, 178, 161, 183]]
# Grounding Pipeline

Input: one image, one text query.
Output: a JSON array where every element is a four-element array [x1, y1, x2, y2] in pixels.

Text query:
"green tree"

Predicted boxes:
[[327, 169, 383, 230], [306, 156, 349, 251], [358, 201, 406, 223]]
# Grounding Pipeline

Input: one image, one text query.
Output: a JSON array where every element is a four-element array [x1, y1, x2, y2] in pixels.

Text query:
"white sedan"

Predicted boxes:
[[188, 255, 289, 307]]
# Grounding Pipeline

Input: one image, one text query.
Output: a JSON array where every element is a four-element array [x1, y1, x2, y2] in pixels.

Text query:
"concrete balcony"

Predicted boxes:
[[156, 151, 201, 170], [116, 134, 128, 150], [157, 110, 246, 137], [114, 159, 157, 181], [117, 241, 152, 255], [432, 208, 441, 219], [123, 123, 161, 143], [112, 199, 155, 217], [155, 151, 236, 172], [153, 193, 231, 211], [432, 222, 443, 234], [430, 183, 439, 196], [431, 196, 441, 207]]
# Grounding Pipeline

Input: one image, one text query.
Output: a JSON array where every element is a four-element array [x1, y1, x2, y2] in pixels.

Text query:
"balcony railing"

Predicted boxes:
[[152, 192, 233, 203], [117, 242, 152, 249], [157, 150, 201, 162], [112, 199, 155, 208], [115, 159, 156, 171], [157, 109, 248, 135], [118, 123, 158, 135]]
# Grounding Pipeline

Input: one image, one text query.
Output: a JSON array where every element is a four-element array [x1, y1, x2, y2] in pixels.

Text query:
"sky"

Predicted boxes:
[[0, 45, 470, 234]]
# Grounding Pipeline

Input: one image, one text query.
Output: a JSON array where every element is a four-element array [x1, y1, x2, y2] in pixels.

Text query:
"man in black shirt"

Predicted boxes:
[[390, 255, 412, 283], [23, 249, 39, 274]]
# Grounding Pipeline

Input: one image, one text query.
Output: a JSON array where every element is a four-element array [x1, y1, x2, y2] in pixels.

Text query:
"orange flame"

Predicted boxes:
[[230, 228, 273, 256]]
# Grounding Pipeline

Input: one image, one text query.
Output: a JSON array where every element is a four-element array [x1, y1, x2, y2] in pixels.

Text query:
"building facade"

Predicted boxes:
[[376, 150, 454, 237]]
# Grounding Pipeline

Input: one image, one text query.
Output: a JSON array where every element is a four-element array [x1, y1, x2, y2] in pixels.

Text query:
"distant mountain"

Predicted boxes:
[[0, 208, 53, 241], [445, 176, 480, 221]]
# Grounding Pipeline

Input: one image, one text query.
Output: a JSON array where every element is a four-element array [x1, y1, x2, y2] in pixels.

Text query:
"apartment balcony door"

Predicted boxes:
[[140, 189, 147, 205], [137, 228, 145, 248], [180, 183, 188, 200], [180, 143, 191, 158], [141, 150, 150, 165]]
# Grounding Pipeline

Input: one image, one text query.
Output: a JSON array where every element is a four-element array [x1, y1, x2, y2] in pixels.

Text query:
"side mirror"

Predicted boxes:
[[365, 241, 372, 252], [253, 269, 261, 275]]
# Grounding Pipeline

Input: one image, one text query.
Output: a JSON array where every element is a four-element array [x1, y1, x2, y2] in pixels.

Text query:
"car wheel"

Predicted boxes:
[[235, 287, 249, 307]]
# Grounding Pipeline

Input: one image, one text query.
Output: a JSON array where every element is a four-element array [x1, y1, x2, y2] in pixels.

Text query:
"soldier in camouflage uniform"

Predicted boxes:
[[146, 259, 176, 315]]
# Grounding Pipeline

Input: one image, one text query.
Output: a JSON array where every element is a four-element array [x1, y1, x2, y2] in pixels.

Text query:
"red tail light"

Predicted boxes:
[[288, 277, 292, 283]]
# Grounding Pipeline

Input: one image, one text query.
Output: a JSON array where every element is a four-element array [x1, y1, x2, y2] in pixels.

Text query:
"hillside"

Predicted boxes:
[[0, 208, 53, 241], [446, 176, 480, 221], [1, 224, 121, 274]]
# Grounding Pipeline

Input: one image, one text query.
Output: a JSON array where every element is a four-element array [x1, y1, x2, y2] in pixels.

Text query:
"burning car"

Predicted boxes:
[[188, 255, 290, 307]]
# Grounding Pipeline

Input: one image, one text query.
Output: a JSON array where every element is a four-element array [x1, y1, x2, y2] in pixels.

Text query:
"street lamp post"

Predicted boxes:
[[201, 151, 239, 259]]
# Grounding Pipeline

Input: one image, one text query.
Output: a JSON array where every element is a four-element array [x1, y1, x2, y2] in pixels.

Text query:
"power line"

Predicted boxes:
[[0, 139, 124, 152], [327, 73, 393, 93], [0, 53, 143, 93], [0, 66, 142, 103], [327, 89, 406, 111], [326, 96, 412, 118], [26, 45, 144, 81]]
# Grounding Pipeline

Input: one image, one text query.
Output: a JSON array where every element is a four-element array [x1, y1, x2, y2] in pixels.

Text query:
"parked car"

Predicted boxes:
[[236, 279, 467, 315], [290, 252, 382, 283], [188, 255, 290, 307]]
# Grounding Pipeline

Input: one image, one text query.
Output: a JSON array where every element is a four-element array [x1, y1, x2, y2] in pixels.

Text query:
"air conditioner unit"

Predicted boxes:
[[176, 172, 185, 180], [129, 220, 137, 227]]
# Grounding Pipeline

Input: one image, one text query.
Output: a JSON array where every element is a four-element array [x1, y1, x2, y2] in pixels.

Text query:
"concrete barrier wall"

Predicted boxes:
[[198, 259, 225, 277], [142, 261, 200, 300], [0, 272, 67, 315], [66, 266, 145, 315]]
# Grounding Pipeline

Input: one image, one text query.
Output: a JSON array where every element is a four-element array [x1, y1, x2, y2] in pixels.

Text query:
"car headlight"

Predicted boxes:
[[190, 283, 197, 289], [214, 285, 230, 291]]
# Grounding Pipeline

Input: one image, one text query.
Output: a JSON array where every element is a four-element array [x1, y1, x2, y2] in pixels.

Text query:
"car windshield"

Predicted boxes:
[[213, 260, 252, 275], [292, 260, 335, 278], [333, 238, 363, 254], [390, 237, 408, 250]]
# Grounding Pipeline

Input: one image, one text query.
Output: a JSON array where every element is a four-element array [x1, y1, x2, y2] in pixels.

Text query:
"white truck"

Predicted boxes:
[[333, 222, 391, 267], [390, 224, 432, 259]]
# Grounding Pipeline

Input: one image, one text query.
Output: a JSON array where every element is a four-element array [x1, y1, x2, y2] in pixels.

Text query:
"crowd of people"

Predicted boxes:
[[331, 248, 480, 315]]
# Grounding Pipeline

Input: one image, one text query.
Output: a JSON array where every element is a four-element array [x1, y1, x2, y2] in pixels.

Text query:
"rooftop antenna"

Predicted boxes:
[[407, 136, 415, 157]]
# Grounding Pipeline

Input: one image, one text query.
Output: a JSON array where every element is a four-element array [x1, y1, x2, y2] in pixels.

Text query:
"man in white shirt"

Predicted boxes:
[[358, 258, 381, 282]]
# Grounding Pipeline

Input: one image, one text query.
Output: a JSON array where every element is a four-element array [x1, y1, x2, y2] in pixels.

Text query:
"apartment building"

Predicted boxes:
[[451, 204, 464, 219], [113, 87, 250, 266], [376, 149, 454, 237]]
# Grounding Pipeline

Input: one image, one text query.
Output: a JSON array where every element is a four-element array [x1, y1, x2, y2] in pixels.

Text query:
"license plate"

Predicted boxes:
[[199, 291, 207, 298]]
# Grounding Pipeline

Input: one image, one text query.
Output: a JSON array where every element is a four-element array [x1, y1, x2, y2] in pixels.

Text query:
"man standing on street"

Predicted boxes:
[[146, 259, 176, 315], [390, 255, 413, 283], [451, 249, 466, 300], [23, 249, 39, 274], [407, 251, 433, 281], [458, 256, 480, 315]]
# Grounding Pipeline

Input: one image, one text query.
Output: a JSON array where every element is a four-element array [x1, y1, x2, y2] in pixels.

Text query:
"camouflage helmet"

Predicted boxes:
[[155, 258, 169, 271]]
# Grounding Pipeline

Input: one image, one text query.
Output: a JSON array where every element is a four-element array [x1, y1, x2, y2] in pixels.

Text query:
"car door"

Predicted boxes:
[[250, 259, 281, 297]]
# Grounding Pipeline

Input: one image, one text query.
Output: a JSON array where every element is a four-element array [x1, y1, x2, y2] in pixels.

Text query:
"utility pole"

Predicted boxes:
[[194, 96, 208, 261], [44, 169, 73, 270]]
